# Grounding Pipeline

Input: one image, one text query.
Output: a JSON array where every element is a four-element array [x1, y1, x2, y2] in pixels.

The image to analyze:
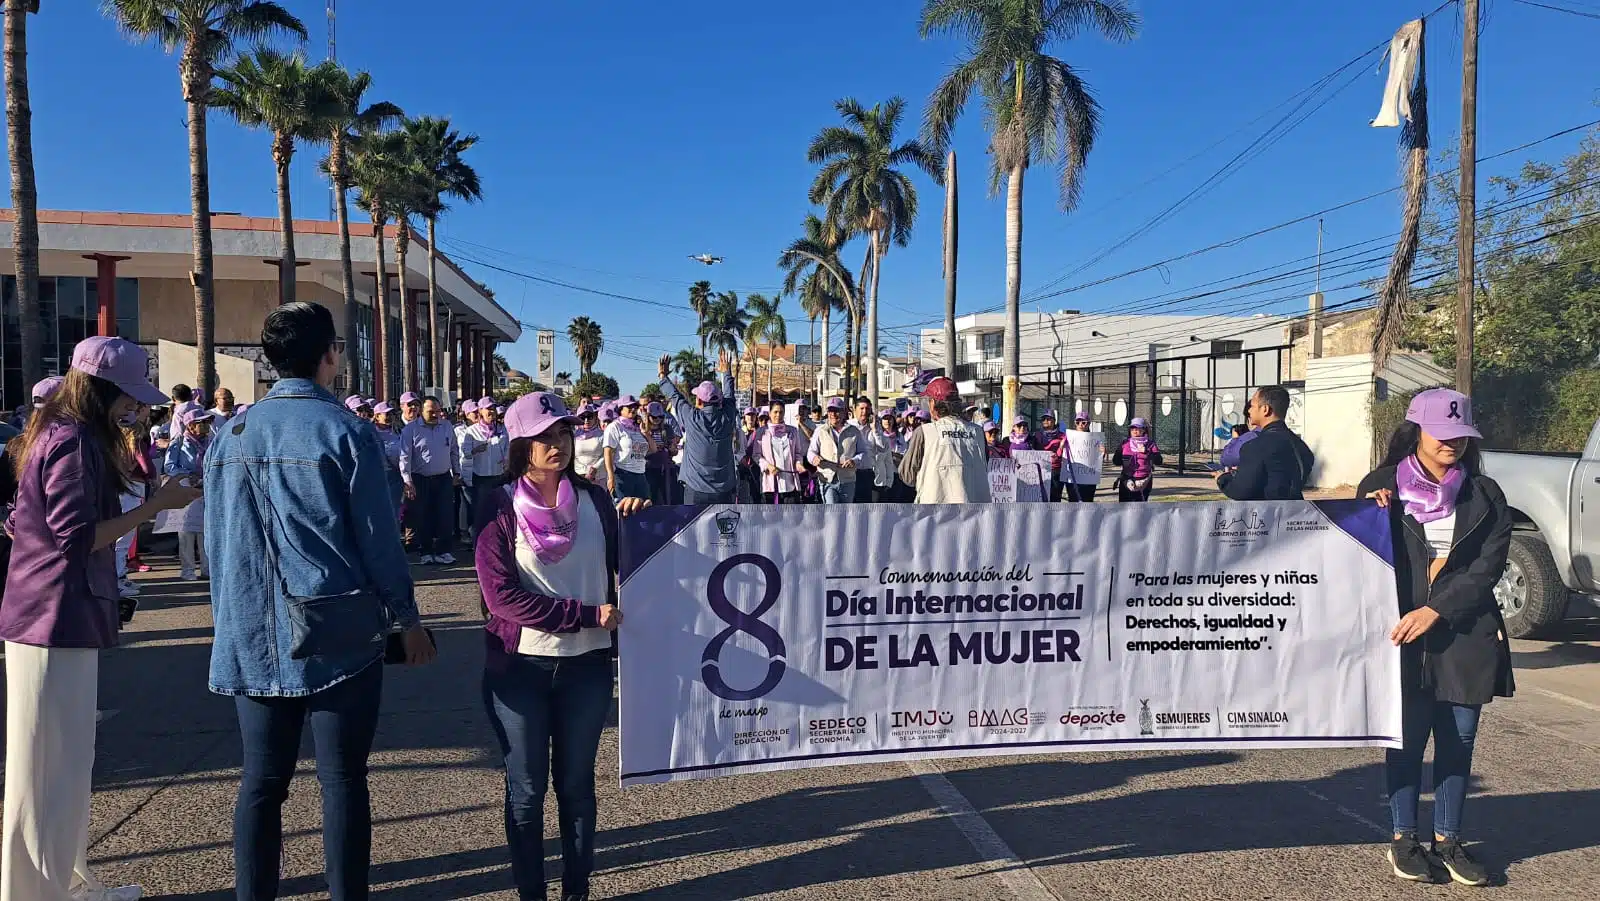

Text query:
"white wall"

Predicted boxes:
[[1301, 352, 1448, 488]]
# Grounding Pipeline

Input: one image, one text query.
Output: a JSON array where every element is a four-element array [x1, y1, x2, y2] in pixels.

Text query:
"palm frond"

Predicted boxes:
[[923, 54, 984, 155], [1043, 0, 1140, 43], [218, 2, 308, 45]]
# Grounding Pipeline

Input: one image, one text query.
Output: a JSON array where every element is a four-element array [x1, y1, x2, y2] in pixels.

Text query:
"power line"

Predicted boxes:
[[1512, 0, 1600, 19]]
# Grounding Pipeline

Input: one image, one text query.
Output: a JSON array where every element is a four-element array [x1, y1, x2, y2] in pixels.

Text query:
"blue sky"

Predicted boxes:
[[8, 0, 1599, 391]]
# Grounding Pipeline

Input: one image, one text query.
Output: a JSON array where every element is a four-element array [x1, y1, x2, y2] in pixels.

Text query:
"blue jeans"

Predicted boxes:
[[233, 661, 383, 901], [483, 651, 614, 900], [821, 480, 854, 504], [613, 469, 650, 501], [1387, 693, 1482, 839]]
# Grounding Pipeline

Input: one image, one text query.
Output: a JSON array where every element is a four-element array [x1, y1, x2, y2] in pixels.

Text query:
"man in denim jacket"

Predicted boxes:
[[206, 301, 435, 900]]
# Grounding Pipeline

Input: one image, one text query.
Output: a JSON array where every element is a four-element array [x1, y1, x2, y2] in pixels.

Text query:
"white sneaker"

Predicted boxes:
[[436, 552, 457, 565], [419, 555, 438, 565]]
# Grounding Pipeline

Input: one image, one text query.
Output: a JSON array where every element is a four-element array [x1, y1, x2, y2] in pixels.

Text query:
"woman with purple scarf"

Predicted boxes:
[[1112, 417, 1161, 502], [1359, 388, 1511, 887], [475, 392, 648, 901]]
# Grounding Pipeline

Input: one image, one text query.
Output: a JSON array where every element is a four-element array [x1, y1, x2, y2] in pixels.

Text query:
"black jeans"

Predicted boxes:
[[683, 488, 735, 504], [413, 473, 454, 555], [853, 477, 875, 504], [483, 651, 614, 900], [471, 476, 505, 539], [234, 661, 384, 901], [1064, 483, 1098, 502]]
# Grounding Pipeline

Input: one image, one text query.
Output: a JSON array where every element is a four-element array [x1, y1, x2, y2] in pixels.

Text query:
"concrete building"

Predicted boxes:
[[0, 209, 520, 408]]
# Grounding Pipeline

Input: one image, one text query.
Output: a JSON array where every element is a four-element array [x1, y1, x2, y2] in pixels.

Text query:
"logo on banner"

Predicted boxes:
[[714, 509, 742, 547], [1059, 708, 1126, 730], [701, 554, 787, 701], [1226, 710, 1290, 728], [1154, 710, 1213, 730], [1210, 508, 1271, 544], [968, 707, 1042, 735], [891, 709, 954, 729], [1139, 699, 1154, 736]]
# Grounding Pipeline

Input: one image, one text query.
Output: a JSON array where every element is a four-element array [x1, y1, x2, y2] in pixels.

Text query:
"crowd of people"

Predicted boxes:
[[0, 299, 1511, 899]]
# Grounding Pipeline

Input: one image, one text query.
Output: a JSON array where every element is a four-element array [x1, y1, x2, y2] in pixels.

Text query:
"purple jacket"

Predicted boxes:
[[0, 419, 122, 648], [474, 476, 618, 671]]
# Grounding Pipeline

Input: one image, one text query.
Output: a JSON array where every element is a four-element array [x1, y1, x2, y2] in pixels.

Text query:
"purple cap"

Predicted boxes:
[[615, 394, 639, 408], [825, 397, 847, 412], [1074, 410, 1090, 422], [879, 408, 897, 419], [31, 376, 63, 406], [913, 409, 931, 422], [505, 392, 580, 440], [743, 407, 757, 416], [1013, 415, 1028, 426], [647, 401, 665, 416], [70, 337, 166, 405], [477, 396, 496, 410], [692, 380, 723, 404], [373, 401, 394, 415], [344, 395, 370, 412], [576, 402, 597, 416], [400, 392, 420, 405], [982, 419, 999, 432], [1041, 408, 1058, 421], [175, 406, 215, 432], [1130, 417, 1150, 430], [461, 399, 479, 415], [1406, 388, 1481, 440]]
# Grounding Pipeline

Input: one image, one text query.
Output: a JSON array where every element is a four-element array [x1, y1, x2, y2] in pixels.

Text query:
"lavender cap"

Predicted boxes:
[[1406, 388, 1481, 440], [825, 397, 848, 412], [400, 392, 420, 405], [461, 399, 479, 415], [345, 395, 370, 412], [373, 401, 394, 415], [31, 376, 64, 406], [70, 337, 166, 405], [1130, 417, 1151, 430], [647, 401, 665, 416], [692, 380, 723, 404], [505, 392, 580, 440]]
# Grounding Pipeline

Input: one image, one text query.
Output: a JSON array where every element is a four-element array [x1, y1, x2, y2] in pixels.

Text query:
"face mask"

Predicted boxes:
[[118, 409, 139, 426]]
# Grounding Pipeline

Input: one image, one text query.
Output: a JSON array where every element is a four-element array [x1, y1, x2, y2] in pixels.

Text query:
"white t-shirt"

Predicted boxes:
[[1422, 512, 1456, 559], [513, 491, 615, 657], [572, 429, 605, 479], [1063, 430, 1105, 484], [602, 420, 650, 474]]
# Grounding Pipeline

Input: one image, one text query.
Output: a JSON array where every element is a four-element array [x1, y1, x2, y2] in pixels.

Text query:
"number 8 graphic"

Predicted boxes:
[[701, 554, 787, 700]]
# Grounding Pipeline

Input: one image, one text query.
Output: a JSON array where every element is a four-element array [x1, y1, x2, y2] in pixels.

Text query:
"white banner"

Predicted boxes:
[[618, 501, 1401, 786]]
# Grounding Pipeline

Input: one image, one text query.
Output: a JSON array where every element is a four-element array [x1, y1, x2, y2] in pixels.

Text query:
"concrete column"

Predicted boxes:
[[83, 254, 131, 337]]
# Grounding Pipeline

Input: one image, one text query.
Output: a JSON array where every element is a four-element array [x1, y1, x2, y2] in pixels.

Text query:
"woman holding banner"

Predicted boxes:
[[1112, 417, 1161, 502], [1360, 387, 1511, 888], [476, 392, 648, 901], [1062, 412, 1104, 502]]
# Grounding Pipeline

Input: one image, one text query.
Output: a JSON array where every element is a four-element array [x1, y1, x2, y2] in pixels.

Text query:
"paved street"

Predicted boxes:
[[50, 560, 1600, 900]]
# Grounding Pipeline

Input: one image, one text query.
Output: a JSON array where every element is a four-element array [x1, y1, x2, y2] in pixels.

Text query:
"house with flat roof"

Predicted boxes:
[[0, 209, 519, 408]]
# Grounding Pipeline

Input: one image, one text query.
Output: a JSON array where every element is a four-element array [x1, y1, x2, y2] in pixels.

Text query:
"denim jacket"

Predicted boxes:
[[205, 379, 420, 697], [163, 434, 205, 477]]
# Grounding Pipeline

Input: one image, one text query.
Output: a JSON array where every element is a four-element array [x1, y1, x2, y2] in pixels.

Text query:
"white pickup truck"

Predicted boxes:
[[1481, 417, 1599, 637]]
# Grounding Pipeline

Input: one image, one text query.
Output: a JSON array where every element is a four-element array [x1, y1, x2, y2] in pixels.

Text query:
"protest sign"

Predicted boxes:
[[1011, 450, 1052, 502], [618, 501, 1402, 786], [987, 459, 1016, 503]]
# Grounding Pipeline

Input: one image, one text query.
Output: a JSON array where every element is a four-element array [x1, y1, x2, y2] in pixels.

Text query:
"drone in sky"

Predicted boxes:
[[688, 253, 724, 266]]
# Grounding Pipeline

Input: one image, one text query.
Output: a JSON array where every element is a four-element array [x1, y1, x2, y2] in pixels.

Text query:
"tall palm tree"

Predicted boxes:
[[212, 47, 338, 305], [688, 279, 713, 359], [808, 95, 942, 408], [349, 127, 410, 396], [920, 0, 1138, 424], [567, 316, 604, 376], [699, 291, 749, 384], [670, 349, 708, 385], [403, 115, 481, 387], [104, 0, 308, 395], [6, 1, 42, 388], [316, 63, 401, 393], [779, 213, 855, 399], [743, 293, 786, 403], [942, 150, 959, 379]]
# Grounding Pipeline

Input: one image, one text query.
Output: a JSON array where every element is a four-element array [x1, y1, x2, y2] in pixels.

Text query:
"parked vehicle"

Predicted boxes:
[[1480, 418, 1599, 637]]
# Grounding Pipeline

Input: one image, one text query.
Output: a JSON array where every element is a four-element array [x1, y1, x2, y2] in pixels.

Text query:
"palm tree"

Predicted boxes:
[[920, 0, 1138, 424], [743, 293, 786, 403], [349, 127, 411, 395], [942, 150, 959, 379], [212, 47, 338, 305], [6, 1, 41, 388], [567, 316, 604, 377], [670, 349, 708, 385], [104, 0, 308, 395], [698, 291, 748, 370], [403, 116, 481, 387], [779, 213, 856, 399], [688, 280, 713, 359], [316, 63, 401, 393], [808, 96, 942, 408]]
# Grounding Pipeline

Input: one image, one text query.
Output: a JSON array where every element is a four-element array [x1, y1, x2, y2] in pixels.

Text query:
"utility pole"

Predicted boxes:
[[1455, 0, 1479, 396], [942, 151, 958, 382]]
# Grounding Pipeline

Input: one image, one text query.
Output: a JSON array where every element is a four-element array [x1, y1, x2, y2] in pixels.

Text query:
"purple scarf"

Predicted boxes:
[[1008, 433, 1033, 452], [1396, 455, 1464, 524], [471, 421, 503, 442], [512, 475, 580, 565]]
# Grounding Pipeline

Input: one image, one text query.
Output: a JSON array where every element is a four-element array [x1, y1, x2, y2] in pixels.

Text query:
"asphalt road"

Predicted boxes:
[[37, 562, 1600, 900]]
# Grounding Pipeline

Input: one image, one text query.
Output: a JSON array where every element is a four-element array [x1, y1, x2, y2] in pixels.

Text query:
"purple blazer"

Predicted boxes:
[[0, 419, 122, 648], [474, 475, 619, 670]]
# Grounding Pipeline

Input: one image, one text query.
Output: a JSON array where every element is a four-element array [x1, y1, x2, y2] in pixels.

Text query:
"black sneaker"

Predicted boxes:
[[1434, 838, 1489, 886], [1387, 835, 1434, 882]]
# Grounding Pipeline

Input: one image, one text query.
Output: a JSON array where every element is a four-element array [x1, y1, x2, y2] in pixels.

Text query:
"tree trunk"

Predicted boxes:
[[820, 306, 830, 401], [396, 221, 415, 392], [372, 212, 389, 398], [1003, 164, 1024, 427], [274, 133, 296, 305], [331, 137, 359, 391], [426, 217, 441, 389], [851, 241, 871, 398], [767, 343, 773, 401], [187, 82, 217, 397], [943, 150, 958, 382], [6, 0, 41, 388], [867, 228, 883, 410]]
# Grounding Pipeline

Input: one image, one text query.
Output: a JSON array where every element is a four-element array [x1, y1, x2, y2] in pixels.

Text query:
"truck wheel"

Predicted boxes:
[[1496, 533, 1568, 638]]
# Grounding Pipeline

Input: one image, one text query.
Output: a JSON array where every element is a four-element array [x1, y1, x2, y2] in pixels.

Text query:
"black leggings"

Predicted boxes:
[[1064, 483, 1098, 502]]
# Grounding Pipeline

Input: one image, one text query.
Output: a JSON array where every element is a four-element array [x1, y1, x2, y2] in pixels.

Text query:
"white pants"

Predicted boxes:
[[114, 493, 141, 582], [178, 532, 206, 578], [1, 643, 106, 901]]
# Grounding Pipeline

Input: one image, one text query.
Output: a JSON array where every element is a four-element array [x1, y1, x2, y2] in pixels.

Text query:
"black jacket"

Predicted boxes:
[[1219, 421, 1314, 501], [1357, 465, 1515, 706]]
